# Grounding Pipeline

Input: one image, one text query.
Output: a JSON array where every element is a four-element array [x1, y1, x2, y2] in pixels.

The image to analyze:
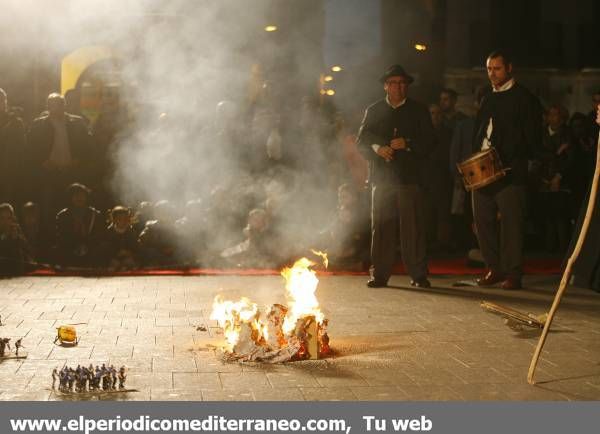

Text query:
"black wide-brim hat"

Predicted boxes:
[[66, 182, 91, 197], [379, 64, 414, 84]]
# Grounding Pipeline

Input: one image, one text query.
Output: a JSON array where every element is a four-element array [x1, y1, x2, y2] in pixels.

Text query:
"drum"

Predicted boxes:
[[457, 148, 506, 191]]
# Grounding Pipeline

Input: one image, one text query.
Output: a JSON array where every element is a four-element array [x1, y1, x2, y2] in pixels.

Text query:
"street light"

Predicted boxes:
[[331, 65, 342, 72], [265, 25, 278, 32], [324, 75, 333, 82], [414, 43, 427, 51]]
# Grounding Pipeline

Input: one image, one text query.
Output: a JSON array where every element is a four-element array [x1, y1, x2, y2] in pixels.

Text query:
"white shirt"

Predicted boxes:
[[371, 96, 407, 153], [481, 78, 515, 150], [47, 117, 73, 168]]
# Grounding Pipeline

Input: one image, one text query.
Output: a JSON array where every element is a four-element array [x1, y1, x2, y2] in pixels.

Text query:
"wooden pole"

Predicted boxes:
[[527, 130, 600, 384]]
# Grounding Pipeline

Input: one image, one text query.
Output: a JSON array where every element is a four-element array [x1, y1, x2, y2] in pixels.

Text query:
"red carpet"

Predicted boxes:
[[28, 258, 562, 276]]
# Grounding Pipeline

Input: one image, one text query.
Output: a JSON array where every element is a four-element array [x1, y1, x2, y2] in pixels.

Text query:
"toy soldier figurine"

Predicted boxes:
[[68, 368, 75, 392], [110, 365, 118, 390], [87, 364, 94, 390], [101, 364, 110, 391], [14, 338, 23, 356], [94, 366, 102, 391], [83, 369, 89, 392], [59, 368, 68, 392], [118, 366, 127, 389], [0, 338, 10, 357], [52, 368, 58, 389]]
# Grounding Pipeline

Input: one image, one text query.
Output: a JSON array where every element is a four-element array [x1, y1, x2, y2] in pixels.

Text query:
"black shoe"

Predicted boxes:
[[500, 276, 522, 290], [367, 279, 387, 288], [410, 278, 431, 288], [476, 269, 506, 287]]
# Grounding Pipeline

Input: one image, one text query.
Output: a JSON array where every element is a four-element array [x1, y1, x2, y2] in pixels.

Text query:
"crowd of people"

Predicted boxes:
[[0, 87, 371, 275], [0, 55, 599, 278]]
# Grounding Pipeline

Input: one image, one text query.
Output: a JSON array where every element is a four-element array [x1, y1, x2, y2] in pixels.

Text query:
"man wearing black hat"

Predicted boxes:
[[357, 64, 434, 288]]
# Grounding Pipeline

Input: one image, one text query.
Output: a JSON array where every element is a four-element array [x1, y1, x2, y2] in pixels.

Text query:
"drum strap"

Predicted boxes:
[[482, 118, 493, 150]]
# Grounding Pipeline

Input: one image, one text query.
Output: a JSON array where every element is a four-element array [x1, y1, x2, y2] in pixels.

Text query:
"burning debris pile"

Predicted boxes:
[[210, 256, 331, 362]]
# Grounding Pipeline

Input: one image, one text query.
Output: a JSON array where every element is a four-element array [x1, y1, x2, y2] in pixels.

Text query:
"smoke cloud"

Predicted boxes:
[[3, 0, 349, 265]]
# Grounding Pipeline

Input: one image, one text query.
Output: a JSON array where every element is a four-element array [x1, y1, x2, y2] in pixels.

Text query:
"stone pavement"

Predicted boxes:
[[0, 273, 599, 401]]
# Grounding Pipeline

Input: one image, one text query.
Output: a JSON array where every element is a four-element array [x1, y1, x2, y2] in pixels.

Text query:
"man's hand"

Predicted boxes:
[[390, 137, 407, 150], [549, 174, 561, 192], [376, 145, 394, 162], [556, 143, 569, 155]]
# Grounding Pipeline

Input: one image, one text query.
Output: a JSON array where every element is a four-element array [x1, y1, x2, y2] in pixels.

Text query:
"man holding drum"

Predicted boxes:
[[471, 50, 543, 289], [357, 64, 434, 288]]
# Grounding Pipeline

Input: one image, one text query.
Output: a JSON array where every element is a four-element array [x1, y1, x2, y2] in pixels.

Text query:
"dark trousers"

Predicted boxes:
[[472, 183, 527, 277], [370, 183, 428, 282]]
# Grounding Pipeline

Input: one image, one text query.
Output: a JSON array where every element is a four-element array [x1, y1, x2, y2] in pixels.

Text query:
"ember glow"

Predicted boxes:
[[209, 255, 330, 362]]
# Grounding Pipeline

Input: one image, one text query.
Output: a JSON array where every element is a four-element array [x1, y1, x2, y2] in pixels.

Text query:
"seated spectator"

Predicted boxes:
[[0, 203, 29, 276], [220, 208, 277, 268], [175, 199, 207, 265], [55, 183, 104, 268], [261, 193, 303, 264], [203, 185, 248, 262], [20, 201, 49, 262], [138, 200, 182, 267], [103, 206, 139, 271], [132, 201, 154, 234], [318, 184, 368, 270], [0, 88, 26, 207]]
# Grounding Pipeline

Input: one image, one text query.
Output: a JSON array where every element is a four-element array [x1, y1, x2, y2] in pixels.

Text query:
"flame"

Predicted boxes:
[[281, 257, 324, 335], [210, 254, 330, 360], [210, 296, 258, 348], [310, 249, 329, 269]]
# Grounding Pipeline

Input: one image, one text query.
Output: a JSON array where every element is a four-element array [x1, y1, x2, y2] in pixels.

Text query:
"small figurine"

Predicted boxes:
[[52, 368, 58, 389], [14, 338, 23, 356], [59, 368, 68, 392], [0, 338, 11, 357], [118, 366, 127, 389], [68, 368, 75, 392], [101, 364, 111, 391], [110, 365, 118, 390]]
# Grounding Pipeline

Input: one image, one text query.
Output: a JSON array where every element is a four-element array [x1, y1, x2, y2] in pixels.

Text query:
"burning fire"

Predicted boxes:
[[209, 255, 330, 362], [281, 257, 324, 335], [210, 296, 261, 349]]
